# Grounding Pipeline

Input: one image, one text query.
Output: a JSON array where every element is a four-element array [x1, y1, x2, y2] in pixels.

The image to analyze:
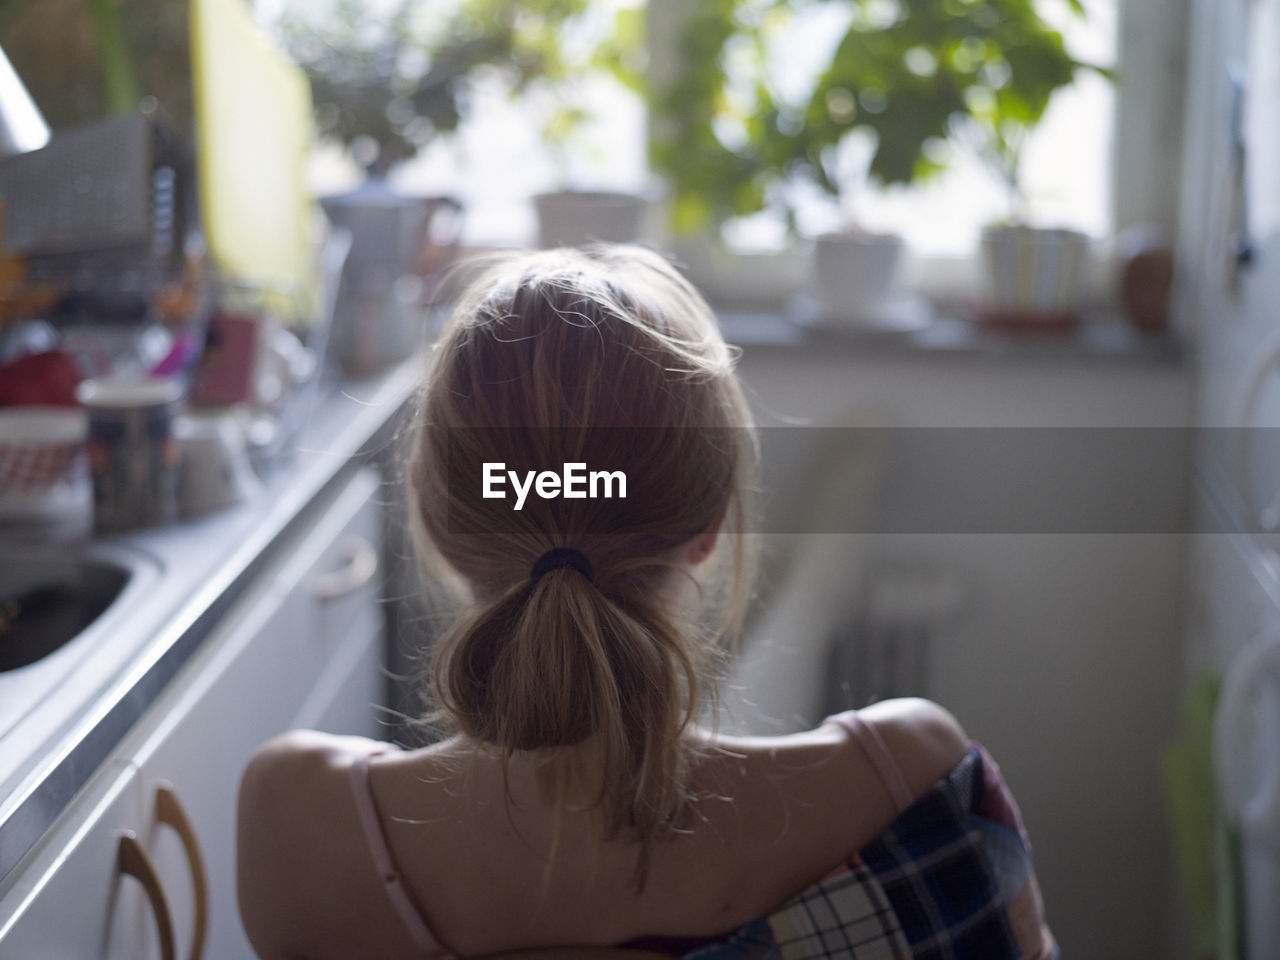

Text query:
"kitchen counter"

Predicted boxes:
[[0, 355, 425, 885]]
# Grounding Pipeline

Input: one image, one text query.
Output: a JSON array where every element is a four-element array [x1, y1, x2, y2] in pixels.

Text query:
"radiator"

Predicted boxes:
[[825, 561, 965, 713]]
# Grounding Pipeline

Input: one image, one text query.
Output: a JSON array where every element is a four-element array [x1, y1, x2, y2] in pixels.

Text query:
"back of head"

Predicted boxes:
[[408, 245, 756, 873]]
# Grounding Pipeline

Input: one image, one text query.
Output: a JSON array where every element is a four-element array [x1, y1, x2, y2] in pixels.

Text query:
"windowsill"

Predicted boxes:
[[712, 304, 1184, 366], [670, 242, 1184, 365], [675, 244, 1122, 310], [436, 242, 1183, 365]]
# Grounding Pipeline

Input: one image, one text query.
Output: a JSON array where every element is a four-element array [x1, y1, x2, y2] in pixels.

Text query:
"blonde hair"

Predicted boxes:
[[408, 244, 757, 882]]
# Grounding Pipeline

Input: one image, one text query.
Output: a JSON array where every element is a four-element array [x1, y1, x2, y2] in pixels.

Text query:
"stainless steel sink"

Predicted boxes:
[[0, 542, 160, 683], [0, 555, 133, 671]]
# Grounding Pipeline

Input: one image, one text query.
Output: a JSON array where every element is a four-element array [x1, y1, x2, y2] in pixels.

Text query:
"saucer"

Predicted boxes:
[[790, 294, 934, 334]]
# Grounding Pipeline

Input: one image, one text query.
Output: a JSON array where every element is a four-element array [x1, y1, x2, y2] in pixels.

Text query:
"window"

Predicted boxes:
[[272, 0, 1179, 264], [699, 0, 1118, 255], [269, 0, 647, 247]]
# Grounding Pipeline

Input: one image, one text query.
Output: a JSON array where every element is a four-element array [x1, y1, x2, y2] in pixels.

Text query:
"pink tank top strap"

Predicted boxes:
[[825, 710, 915, 813], [349, 751, 457, 959]]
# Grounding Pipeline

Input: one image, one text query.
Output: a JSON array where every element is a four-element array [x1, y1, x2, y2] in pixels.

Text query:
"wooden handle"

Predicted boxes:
[[155, 783, 209, 960], [118, 832, 176, 960]]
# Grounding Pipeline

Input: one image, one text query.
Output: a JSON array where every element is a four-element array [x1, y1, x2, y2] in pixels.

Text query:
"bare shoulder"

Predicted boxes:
[[236, 731, 388, 958], [852, 697, 970, 796], [683, 701, 970, 901], [238, 728, 390, 853], [242, 729, 389, 781]]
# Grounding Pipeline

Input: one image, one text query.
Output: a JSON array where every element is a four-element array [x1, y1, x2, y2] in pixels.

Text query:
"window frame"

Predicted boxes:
[[645, 0, 1191, 308]]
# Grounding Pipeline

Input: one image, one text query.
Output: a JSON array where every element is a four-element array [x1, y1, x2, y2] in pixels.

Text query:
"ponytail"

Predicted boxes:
[[432, 555, 709, 841]]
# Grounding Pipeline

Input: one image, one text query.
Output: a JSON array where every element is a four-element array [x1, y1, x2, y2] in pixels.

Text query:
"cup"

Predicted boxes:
[[77, 378, 182, 531], [175, 410, 262, 516]]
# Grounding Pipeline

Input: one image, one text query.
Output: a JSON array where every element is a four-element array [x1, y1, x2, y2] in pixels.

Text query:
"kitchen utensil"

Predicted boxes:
[[176, 409, 261, 517], [77, 378, 182, 531], [0, 111, 188, 317], [321, 183, 462, 375], [0, 112, 149, 257]]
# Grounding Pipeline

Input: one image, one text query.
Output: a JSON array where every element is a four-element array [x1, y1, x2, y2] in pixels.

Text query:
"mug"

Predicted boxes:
[[77, 378, 182, 531], [176, 410, 262, 517]]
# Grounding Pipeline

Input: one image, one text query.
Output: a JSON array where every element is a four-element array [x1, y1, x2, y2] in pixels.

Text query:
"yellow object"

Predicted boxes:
[[190, 0, 318, 321]]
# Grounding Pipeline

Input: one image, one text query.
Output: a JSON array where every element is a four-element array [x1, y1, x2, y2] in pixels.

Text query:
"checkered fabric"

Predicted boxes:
[[855, 750, 1019, 960], [765, 860, 913, 960], [685, 747, 1053, 960]]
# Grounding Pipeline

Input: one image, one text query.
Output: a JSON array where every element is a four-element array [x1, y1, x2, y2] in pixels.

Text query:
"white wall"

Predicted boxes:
[[1175, 1, 1280, 954], [726, 345, 1192, 958]]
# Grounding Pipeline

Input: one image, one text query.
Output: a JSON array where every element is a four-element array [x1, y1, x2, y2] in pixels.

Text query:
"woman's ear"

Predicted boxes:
[[686, 509, 725, 565]]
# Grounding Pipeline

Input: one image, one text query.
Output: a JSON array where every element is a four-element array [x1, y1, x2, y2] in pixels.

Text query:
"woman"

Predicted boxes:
[[237, 246, 1055, 959]]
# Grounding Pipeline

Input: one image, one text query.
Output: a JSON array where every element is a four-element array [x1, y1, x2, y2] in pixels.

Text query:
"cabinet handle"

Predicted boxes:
[[155, 784, 209, 960], [118, 832, 176, 960], [1238, 336, 1280, 535], [312, 535, 378, 602], [1214, 630, 1280, 846]]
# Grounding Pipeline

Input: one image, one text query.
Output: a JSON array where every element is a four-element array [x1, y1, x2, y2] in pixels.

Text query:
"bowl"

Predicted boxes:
[[0, 406, 88, 499]]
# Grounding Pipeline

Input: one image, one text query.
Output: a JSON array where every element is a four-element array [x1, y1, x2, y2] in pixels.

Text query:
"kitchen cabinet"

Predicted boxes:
[[0, 466, 386, 958], [0, 762, 152, 956]]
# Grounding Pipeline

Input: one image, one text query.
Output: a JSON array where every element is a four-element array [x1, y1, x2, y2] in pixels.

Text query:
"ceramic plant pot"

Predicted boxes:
[[979, 225, 1090, 329], [674, 238, 806, 311], [811, 231, 905, 322], [532, 190, 647, 248]]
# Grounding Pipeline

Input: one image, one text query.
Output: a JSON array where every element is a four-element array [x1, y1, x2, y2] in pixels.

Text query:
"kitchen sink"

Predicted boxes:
[[0, 556, 134, 672], [0, 544, 160, 675]]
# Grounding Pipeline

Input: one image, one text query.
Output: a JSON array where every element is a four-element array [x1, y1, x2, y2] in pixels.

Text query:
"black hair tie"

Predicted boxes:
[[530, 547, 594, 583]]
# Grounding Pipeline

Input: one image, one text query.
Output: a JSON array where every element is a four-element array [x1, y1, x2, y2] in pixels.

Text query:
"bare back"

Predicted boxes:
[[236, 698, 968, 960]]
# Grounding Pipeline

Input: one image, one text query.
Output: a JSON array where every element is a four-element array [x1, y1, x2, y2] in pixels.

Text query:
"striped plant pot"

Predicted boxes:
[[979, 225, 1090, 329]]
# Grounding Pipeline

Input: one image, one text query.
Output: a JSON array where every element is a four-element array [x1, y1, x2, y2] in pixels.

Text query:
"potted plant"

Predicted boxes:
[[531, 102, 650, 248], [968, 64, 1103, 329], [277, 0, 593, 180], [649, 0, 1105, 319], [528, 7, 649, 248], [273, 0, 589, 369]]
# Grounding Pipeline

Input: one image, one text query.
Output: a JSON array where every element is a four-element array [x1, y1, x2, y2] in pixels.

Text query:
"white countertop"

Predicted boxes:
[[0, 355, 425, 884]]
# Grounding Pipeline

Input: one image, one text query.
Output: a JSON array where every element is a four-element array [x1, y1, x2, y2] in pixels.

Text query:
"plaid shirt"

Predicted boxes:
[[686, 746, 1057, 960]]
